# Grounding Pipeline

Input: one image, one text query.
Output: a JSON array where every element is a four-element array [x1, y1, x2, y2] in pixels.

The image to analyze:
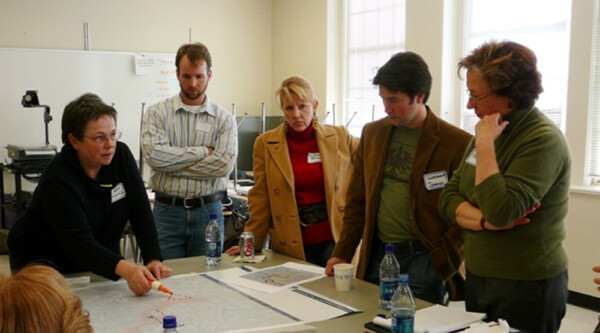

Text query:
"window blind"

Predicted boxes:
[[344, 0, 406, 136], [462, 0, 571, 135], [586, 0, 600, 179]]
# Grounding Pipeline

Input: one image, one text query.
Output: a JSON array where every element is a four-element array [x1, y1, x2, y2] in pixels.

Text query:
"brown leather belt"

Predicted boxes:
[[154, 192, 223, 209]]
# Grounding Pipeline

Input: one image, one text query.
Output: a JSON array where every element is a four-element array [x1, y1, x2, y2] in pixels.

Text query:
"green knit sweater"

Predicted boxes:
[[440, 107, 571, 280]]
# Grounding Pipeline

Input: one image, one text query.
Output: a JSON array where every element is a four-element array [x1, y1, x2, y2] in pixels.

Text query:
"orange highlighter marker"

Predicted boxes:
[[147, 279, 173, 295]]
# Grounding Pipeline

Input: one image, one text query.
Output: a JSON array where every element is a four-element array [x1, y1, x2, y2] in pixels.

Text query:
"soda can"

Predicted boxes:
[[240, 231, 255, 260]]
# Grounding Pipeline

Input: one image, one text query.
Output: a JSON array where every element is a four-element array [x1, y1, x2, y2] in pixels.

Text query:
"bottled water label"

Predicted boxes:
[[391, 312, 414, 333], [206, 241, 221, 258], [380, 279, 399, 301], [205, 213, 222, 266]]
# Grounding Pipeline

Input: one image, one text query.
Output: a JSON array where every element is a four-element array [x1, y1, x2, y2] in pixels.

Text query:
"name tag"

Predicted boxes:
[[307, 152, 322, 164], [111, 183, 126, 203], [423, 171, 448, 191], [466, 149, 477, 166], [196, 122, 212, 133]]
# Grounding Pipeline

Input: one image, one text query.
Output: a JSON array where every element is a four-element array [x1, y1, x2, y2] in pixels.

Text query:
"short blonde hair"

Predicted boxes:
[[275, 76, 317, 108], [0, 265, 92, 333]]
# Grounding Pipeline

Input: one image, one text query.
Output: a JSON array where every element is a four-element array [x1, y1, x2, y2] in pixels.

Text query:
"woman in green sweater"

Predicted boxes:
[[440, 41, 571, 333]]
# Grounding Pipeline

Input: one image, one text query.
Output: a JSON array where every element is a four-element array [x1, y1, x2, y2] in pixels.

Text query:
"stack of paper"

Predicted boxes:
[[372, 304, 486, 333]]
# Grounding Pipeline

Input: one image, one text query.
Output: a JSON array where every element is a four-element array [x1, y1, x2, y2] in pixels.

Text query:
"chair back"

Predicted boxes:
[[0, 229, 9, 255]]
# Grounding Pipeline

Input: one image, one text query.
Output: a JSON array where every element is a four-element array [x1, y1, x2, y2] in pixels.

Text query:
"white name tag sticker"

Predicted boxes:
[[307, 152, 322, 164], [111, 183, 126, 203], [466, 149, 477, 166], [196, 122, 212, 133], [423, 171, 448, 191]]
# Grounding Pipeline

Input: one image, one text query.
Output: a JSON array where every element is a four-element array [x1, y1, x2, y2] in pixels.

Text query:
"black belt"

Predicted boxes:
[[298, 201, 328, 227], [155, 192, 223, 209], [381, 239, 428, 255]]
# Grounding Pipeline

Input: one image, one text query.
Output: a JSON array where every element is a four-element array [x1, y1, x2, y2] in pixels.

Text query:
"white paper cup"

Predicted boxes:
[[333, 263, 353, 291]]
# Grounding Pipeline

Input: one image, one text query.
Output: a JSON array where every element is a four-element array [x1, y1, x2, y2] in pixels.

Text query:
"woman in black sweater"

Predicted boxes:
[[8, 93, 171, 295]]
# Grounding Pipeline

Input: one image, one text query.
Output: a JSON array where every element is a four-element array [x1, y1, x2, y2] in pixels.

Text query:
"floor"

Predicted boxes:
[[0, 255, 597, 332]]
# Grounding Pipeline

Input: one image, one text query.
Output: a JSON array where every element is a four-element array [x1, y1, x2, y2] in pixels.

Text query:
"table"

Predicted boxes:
[[71, 250, 431, 332]]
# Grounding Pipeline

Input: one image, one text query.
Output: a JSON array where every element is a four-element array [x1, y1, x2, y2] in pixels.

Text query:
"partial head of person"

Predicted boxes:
[[0, 265, 92, 333], [276, 76, 319, 133], [176, 42, 213, 105], [62, 93, 119, 178], [373, 51, 432, 128], [458, 40, 543, 119]]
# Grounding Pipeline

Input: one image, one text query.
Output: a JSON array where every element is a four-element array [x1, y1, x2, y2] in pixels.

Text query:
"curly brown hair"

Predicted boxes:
[[458, 40, 543, 110]]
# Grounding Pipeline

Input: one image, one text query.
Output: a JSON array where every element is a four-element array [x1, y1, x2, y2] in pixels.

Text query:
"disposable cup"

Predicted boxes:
[[333, 263, 353, 291]]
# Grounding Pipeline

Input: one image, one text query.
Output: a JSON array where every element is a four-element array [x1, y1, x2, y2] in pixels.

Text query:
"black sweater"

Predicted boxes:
[[8, 142, 162, 280]]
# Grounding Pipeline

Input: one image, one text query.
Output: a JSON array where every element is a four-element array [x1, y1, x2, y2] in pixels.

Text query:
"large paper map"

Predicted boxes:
[[74, 273, 300, 333], [74, 265, 359, 333]]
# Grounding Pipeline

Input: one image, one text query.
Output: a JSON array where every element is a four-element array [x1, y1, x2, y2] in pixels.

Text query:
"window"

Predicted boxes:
[[587, 0, 600, 181], [344, 0, 406, 136], [461, 0, 571, 134]]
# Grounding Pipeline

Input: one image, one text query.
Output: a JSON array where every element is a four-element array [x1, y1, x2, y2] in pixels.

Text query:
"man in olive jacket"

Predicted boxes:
[[325, 52, 471, 304]]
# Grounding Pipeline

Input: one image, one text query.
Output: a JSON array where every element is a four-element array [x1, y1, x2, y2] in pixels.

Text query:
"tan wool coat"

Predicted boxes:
[[245, 122, 359, 260]]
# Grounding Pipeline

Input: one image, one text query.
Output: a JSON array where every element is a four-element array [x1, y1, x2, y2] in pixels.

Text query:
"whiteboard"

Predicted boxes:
[[0, 48, 179, 162]]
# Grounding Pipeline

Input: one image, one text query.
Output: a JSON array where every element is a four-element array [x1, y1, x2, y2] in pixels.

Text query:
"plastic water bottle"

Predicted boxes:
[[379, 243, 400, 310], [390, 274, 416, 333], [205, 213, 222, 266], [162, 315, 178, 332]]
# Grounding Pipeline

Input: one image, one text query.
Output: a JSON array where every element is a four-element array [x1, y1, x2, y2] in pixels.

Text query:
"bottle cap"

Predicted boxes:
[[163, 315, 177, 329], [209, 213, 218, 219], [399, 274, 409, 283], [384, 243, 395, 253]]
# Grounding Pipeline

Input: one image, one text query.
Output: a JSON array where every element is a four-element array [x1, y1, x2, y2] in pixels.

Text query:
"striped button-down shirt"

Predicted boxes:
[[141, 94, 237, 198]]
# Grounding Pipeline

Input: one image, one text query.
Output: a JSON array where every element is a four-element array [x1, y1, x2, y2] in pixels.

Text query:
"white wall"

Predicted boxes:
[[1, 0, 599, 299], [271, 0, 329, 116], [0, 0, 274, 117]]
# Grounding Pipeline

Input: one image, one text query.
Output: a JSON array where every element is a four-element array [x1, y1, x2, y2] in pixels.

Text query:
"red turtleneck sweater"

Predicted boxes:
[[287, 124, 333, 246]]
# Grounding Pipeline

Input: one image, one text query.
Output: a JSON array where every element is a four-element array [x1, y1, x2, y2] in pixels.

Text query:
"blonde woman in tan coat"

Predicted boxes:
[[226, 76, 358, 266]]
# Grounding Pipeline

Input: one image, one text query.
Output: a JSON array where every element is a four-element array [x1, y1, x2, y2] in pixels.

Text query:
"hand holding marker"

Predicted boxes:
[[147, 278, 173, 295]]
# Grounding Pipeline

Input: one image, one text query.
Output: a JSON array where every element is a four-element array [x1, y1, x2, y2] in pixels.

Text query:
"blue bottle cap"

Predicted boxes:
[[384, 243, 395, 253], [209, 213, 218, 219], [163, 315, 177, 329], [399, 274, 409, 283]]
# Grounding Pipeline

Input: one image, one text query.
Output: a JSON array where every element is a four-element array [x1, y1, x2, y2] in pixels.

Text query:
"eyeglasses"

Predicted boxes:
[[86, 130, 122, 144], [466, 89, 493, 103]]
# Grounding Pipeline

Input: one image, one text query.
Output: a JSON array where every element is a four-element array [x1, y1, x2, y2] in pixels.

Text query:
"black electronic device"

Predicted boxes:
[[6, 90, 57, 164], [6, 144, 56, 162], [19, 90, 53, 146]]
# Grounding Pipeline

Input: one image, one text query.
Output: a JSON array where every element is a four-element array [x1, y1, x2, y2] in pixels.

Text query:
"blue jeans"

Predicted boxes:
[[303, 239, 335, 267], [153, 200, 224, 260], [365, 239, 446, 305]]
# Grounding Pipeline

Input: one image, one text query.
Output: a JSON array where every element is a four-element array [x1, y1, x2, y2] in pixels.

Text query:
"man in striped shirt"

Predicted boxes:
[[141, 43, 237, 259]]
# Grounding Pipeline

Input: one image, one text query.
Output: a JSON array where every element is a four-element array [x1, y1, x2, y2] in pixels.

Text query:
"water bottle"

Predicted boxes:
[[162, 315, 178, 332], [379, 243, 400, 310], [390, 274, 416, 333], [205, 213, 222, 266]]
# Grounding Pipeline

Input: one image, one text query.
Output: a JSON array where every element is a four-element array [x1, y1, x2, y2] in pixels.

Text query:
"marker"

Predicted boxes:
[[147, 279, 173, 295]]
